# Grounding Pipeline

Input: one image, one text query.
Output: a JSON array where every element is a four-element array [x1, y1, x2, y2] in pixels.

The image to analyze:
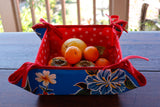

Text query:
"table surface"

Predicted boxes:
[[0, 31, 160, 107]]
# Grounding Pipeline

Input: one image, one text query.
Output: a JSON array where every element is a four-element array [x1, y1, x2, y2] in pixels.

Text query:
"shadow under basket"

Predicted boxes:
[[8, 15, 149, 95]]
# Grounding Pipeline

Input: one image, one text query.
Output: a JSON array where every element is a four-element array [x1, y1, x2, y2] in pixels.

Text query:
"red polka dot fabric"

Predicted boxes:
[[34, 23, 124, 66]]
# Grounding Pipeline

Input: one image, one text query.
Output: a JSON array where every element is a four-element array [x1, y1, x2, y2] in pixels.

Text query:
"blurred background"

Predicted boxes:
[[0, 0, 159, 32]]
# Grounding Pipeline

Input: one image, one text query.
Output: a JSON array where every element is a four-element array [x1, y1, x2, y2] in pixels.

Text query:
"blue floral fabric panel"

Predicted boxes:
[[17, 68, 140, 95], [27, 69, 88, 95], [34, 28, 47, 39], [85, 69, 139, 95]]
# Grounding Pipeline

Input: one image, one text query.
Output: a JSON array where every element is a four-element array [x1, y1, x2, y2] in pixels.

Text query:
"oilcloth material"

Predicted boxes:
[[8, 15, 149, 95]]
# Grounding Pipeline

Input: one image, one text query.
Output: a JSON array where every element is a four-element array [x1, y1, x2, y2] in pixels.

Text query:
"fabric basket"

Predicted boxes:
[[8, 15, 149, 95]]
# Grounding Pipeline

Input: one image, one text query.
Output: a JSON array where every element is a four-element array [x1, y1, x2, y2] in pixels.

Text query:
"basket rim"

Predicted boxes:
[[32, 23, 113, 30]]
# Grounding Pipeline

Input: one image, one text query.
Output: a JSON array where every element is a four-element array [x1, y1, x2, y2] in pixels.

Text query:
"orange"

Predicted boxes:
[[64, 46, 82, 64], [61, 38, 87, 56], [95, 58, 110, 66], [48, 57, 70, 67], [83, 46, 99, 62]]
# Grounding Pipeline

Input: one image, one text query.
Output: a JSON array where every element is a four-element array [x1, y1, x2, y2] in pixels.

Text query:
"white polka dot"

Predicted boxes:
[[79, 28, 82, 31], [39, 54, 41, 58], [42, 50, 44, 54], [44, 50, 47, 53], [118, 55, 120, 58], [26, 64, 30, 67], [93, 34, 96, 37], [125, 63, 128, 66], [85, 31, 88, 34], [44, 56, 46, 59], [90, 38, 93, 41], [65, 32, 68, 35], [93, 28, 96, 31], [72, 29, 75, 32], [43, 44, 45, 47], [106, 30, 109, 32], [100, 40, 103, 42], [44, 39, 46, 42], [41, 60, 43, 63], [79, 35, 83, 38], [99, 32, 102, 35], [46, 35, 48, 38]]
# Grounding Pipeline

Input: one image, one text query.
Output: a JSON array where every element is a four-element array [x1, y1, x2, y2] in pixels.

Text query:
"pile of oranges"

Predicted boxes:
[[48, 38, 110, 67]]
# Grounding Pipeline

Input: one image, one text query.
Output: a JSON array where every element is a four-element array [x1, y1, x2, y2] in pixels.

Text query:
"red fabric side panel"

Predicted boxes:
[[35, 29, 50, 65]]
